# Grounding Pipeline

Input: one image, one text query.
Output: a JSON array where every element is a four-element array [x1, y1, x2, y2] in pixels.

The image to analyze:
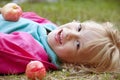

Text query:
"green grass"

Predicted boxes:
[[0, 0, 120, 80], [19, 0, 120, 27], [0, 71, 120, 80], [0, 0, 120, 26]]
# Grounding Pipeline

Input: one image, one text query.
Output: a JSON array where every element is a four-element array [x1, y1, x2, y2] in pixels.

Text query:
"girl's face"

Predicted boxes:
[[47, 21, 105, 63]]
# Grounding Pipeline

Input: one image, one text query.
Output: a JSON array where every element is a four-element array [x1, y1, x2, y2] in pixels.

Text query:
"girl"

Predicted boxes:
[[0, 12, 119, 74]]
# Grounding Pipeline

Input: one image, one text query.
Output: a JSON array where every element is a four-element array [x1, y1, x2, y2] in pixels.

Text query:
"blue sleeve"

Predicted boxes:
[[0, 14, 38, 33], [0, 14, 44, 42]]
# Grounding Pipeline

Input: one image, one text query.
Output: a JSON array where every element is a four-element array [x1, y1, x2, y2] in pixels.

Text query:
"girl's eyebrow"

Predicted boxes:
[[80, 23, 86, 30], [79, 23, 81, 28], [76, 23, 81, 28]]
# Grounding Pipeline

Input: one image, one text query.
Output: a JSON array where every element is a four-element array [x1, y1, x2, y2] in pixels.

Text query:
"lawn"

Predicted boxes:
[[20, 0, 120, 27], [0, 0, 120, 80]]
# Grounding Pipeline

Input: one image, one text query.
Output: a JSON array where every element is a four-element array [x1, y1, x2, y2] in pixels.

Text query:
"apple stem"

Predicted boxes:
[[13, 6, 18, 9]]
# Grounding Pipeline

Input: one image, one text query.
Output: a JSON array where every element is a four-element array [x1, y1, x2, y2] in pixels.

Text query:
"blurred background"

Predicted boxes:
[[0, 0, 120, 28]]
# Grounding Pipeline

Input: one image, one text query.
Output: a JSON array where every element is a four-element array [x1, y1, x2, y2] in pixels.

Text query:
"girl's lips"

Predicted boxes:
[[55, 29, 63, 44]]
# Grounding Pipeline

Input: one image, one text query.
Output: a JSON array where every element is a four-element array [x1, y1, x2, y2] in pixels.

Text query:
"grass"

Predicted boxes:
[[0, 70, 120, 80], [19, 0, 120, 27], [1, 0, 119, 26], [0, 0, 120, 80]]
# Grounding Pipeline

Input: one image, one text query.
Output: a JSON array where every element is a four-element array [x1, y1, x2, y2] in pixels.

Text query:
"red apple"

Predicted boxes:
[[25, 61, 46, 80], [1, 3, 22, 21]]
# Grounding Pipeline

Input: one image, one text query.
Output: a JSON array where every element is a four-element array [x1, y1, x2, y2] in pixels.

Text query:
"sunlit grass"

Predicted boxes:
[[19, 0, 120, 27]]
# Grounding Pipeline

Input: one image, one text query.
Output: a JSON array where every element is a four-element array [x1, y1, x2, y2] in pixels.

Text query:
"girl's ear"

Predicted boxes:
[[102, 22, 113, 28]]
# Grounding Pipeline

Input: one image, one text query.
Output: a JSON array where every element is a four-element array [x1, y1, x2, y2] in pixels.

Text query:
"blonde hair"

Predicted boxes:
[[80, 21, 120, 73]]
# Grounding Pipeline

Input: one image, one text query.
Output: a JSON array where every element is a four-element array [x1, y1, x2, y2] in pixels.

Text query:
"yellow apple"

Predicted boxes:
[[1, 3, 22, 21]]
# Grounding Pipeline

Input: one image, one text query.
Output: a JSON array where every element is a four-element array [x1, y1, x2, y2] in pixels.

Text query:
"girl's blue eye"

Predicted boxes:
[[78, 24, 82, 32], [76, 40, 80, 50]]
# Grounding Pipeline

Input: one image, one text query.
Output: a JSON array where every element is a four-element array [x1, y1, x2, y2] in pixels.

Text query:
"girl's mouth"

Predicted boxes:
[[55, 29, 63, 44]]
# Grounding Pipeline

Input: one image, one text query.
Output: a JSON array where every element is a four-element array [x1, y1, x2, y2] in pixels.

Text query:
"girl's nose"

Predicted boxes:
[[63, 28, 79, 40]]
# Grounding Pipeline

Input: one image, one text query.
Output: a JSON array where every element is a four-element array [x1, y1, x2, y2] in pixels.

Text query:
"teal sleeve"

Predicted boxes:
[[0, 14, 42, 42]]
